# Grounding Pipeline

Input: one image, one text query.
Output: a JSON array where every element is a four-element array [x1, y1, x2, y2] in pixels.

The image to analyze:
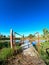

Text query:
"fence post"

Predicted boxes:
[[10, 29, 13, 48]]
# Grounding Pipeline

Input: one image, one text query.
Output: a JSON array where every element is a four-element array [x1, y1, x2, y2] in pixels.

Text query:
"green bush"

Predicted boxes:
[[0, 42, 10, 49], [0, 48, 14, 61], [0, 43, 2, 49], [40, 42, 49, 65]]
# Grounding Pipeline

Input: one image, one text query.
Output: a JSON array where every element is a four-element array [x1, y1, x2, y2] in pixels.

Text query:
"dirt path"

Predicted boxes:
[[8, 47, 46, 65]]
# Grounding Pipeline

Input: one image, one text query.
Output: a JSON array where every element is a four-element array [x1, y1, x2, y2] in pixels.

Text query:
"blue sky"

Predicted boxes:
[[0, 0, 49, 36]]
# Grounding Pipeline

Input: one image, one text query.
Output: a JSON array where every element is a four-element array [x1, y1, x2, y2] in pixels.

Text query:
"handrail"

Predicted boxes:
[[21, 44, 32, 50], [14, 32, 23, 37]]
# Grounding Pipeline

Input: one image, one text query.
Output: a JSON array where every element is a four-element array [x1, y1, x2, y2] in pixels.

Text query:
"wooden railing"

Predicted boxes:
[[21, 44, 32, 50]]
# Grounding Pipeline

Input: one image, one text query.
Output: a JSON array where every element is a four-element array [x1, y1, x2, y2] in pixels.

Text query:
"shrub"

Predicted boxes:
[[40, 42, 49, 65], [0, 42, 10, 49], [0, 43, 2, 49]]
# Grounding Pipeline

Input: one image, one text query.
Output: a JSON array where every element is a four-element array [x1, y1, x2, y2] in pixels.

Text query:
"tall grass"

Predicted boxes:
[[40, 42, 49, 65], [0, 48, 14, 61]]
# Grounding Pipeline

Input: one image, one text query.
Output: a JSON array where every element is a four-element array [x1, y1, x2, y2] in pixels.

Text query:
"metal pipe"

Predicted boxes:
[[14, 32, 23, 36]]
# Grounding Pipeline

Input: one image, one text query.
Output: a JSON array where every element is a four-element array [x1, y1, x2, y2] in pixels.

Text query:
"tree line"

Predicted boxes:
[[0, 28, 49, 41]]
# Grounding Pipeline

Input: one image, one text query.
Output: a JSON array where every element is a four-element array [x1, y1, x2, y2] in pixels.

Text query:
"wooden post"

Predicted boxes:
[[23, 34, 24, 44], [37, 33, 40, 52], [10, 29, 13, 48], [38, 33, 40, 46], [13, 32, 16, 47], [35, 32, 40, 52]]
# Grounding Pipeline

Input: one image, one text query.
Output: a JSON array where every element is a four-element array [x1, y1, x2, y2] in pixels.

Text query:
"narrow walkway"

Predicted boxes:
[[8, 46, 46, 65], [22, 46, 46, 65]]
